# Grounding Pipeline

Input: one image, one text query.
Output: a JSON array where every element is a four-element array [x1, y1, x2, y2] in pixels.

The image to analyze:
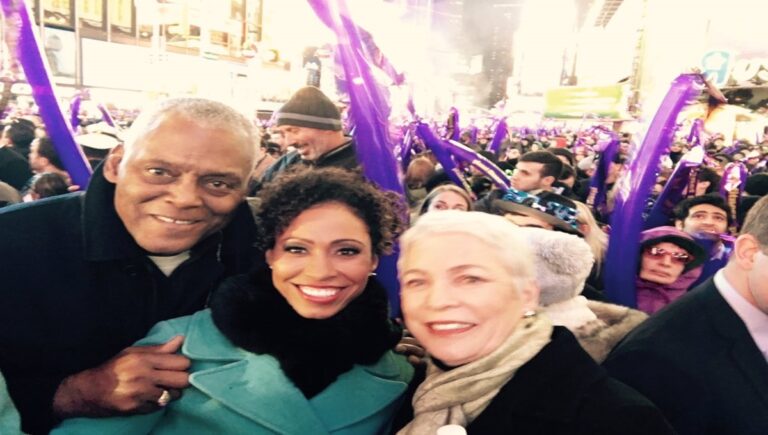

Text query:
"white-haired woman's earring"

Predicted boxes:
[[523, 310, 537, 318]]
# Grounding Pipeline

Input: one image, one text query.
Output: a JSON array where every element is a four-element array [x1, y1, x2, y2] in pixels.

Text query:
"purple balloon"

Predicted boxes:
[[308, 0, 405, 316], [687, 119, 704, 147], [586, 135, 620, 217], [398, 126, 414, 170], [603, 73, 703, 308], [1, 0, 91, 189], [469, 125, 478, 145], [69, 95, 81, 131], [487, 117, 508, 154], [97, 103, 117, 128]]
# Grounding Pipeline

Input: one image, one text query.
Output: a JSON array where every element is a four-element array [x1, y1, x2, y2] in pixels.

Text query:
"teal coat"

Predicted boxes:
[[0, 371, 23, 435], [53, 310, 414, 435]]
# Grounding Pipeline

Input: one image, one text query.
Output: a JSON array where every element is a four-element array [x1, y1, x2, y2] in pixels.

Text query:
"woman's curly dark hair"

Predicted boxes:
[[255, 167, 407, 256]]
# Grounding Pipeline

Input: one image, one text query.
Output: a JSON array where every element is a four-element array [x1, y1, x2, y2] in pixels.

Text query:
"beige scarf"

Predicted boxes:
[[398, 313, 553, 435]]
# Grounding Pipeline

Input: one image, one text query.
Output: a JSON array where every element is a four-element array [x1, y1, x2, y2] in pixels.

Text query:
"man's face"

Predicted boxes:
[[277, 125, 337, 162], [676, 203, 729, 236], [511, 161, 548, 192], [104, 115, 253, 255]]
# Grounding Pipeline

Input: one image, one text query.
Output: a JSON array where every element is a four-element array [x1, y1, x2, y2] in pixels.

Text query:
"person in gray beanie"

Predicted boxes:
[[261, 86, 358, 185], [519, 227, 648, 362]]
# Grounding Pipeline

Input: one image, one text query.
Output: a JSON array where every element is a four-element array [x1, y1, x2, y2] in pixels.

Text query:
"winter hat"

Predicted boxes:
[[518, 227, 595, 306], [274, 86, 342, 131], [492, 189, 583, 236]]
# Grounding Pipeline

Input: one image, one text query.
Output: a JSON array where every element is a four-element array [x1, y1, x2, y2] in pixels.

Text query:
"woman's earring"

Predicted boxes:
[[523, 309, 537, 319], [369, 272, 377, 277]]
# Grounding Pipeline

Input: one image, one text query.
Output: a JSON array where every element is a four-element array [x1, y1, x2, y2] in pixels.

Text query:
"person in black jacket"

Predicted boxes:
[[0, 118, 34, 190], [393, 211, 675, 435], [0, 97, 260, 434], [261, 86, 357, 185]]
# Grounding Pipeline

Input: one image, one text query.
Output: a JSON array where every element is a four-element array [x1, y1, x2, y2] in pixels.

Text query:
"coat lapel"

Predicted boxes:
[[190, 356, 330, 435], [183, 311, 330, 435], [703, 283, 768, 410], [311, 351, 410, 431]]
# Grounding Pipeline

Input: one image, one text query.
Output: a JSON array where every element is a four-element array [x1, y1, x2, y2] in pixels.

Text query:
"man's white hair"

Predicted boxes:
[[124, 97, 259, 166], [398, 210, 536, 295]]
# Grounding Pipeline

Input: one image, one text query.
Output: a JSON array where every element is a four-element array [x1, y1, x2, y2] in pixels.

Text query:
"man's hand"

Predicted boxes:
[[53, 336, 190, 418], [394, 327, 427, 367]]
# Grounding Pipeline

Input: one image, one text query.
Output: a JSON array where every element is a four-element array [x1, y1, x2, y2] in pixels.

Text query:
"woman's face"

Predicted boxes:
[[266, 202, 377, 319], [639, 241, 689, 285], [427, 190, 469, 213], [400, 233, 537, 366]]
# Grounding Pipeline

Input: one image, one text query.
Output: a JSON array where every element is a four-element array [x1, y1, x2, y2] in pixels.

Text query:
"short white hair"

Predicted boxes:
[[398, 210, 536, 294], [124, 97, 259, 166]]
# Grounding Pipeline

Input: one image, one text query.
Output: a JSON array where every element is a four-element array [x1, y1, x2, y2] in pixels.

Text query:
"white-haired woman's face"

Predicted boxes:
[[400, 233, 537, 366]]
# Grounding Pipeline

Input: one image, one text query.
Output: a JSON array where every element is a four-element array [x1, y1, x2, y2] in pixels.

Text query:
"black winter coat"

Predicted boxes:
[[394, 327, 676, 435], [605, 279, 768, 435], [260, 139, 358, 185]]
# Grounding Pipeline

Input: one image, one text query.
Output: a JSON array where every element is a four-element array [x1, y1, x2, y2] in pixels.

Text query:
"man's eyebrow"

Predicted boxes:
[[142, 159, 242, 179]]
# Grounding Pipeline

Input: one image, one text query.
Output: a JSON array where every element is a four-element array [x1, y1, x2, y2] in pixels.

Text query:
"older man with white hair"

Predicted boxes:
[[0, 98, 260, 434]]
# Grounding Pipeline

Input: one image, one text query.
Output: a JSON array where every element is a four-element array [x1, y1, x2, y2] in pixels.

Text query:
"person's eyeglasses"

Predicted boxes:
[[643, 246, 693, 265]]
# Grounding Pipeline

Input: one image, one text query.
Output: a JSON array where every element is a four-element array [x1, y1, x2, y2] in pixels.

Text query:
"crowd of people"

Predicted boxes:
[[1, 84, 767, 435]]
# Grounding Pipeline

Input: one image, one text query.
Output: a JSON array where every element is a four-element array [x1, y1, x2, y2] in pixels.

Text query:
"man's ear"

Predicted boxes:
[[542, 175, 556, 188], [674, 219, 684, 230], [732, 234, 760, 271], [102, 145, 125, 184]]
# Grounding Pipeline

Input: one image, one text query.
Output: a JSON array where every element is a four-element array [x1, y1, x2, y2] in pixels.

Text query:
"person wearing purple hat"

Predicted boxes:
[[636, 226, 707, 315], [605, 196, 768, 434]]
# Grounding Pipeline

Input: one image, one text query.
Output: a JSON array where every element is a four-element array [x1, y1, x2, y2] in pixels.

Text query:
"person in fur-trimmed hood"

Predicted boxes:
[[519, 227, 648, 363]]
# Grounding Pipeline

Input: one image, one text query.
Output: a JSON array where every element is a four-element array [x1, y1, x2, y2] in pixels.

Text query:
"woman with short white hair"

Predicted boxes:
[[393, 211, 675, 435]]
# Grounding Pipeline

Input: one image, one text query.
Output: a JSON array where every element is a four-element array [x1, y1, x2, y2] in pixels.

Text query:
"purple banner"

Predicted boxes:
[[645, 147, 705, 229], [415, 121, 469, 190], [446, 140, 511, 190]]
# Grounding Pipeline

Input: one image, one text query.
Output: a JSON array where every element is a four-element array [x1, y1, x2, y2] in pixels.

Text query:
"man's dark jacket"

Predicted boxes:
[[260, 139, 357, 185], [0, 166, 258, 434], [604, 278, 768, 435], [0, 147, 32, 190]]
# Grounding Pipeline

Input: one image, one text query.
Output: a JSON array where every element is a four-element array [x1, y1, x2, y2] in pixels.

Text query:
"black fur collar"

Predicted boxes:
[[210, 266, 401, 398]]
